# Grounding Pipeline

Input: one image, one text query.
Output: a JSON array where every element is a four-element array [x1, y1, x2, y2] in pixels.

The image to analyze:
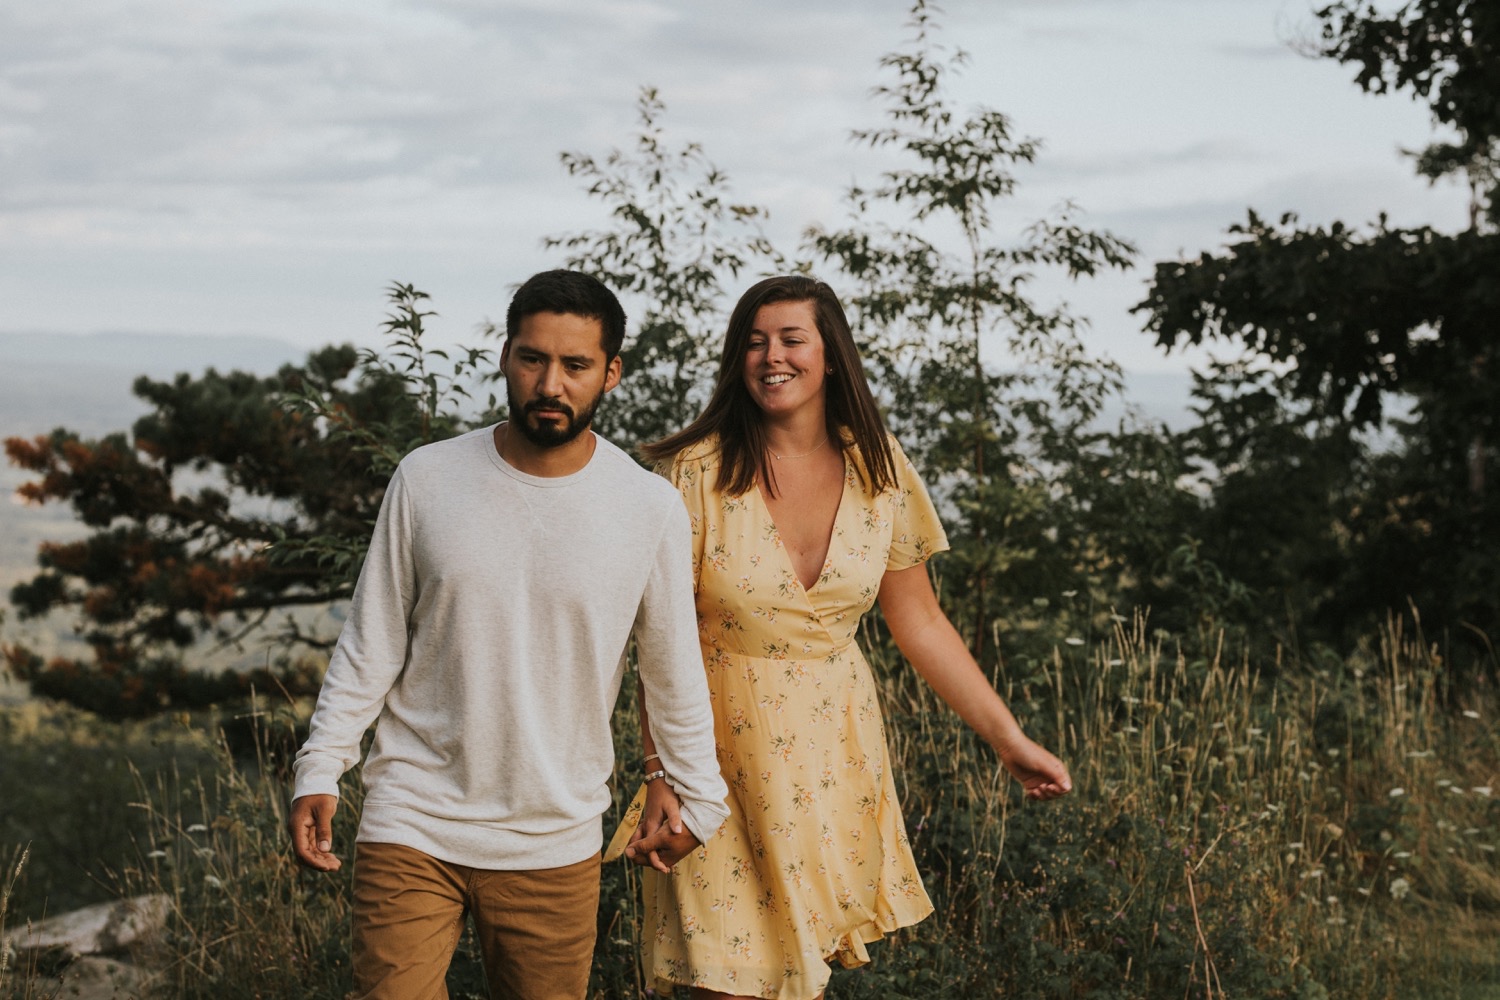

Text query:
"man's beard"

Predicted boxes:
[[506, 386, 605, 448]]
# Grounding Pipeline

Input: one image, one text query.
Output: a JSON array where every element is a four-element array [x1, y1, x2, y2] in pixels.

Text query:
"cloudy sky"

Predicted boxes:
[[0, 0, 1473, 374]]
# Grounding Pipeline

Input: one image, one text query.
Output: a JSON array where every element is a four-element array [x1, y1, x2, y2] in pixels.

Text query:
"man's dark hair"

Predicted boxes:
[[505, 269, 627, 360]]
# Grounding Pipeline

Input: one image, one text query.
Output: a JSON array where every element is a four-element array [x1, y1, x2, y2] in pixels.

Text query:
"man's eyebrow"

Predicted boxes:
[[514, 346, 597, 365]]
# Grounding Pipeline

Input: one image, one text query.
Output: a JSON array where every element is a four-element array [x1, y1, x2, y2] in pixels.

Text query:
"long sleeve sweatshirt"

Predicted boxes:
[[292, 426, 728, 869]]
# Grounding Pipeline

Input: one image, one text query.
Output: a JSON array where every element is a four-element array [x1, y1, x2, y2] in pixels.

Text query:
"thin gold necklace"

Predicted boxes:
[[770, 435, 828, 461]]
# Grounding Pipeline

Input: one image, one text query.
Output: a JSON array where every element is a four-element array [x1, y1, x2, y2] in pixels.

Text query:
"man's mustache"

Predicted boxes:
[[524, 398, 574, 419]]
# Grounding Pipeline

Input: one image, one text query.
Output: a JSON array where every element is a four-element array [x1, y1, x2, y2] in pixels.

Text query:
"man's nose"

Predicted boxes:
[[539, 361, 565, 395]]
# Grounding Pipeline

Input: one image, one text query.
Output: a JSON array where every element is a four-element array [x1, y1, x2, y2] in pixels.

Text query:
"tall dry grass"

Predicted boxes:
[[2, 616, 1496, 998]]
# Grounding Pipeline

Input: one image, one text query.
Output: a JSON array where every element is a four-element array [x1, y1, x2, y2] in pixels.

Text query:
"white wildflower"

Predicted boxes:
[[1389, 877, 1411, 900], [1462, 710, 1480, 719], [186, 823, 208, 834], [1064, 637, 1085, 647], [1389, 787, 1406, 798]]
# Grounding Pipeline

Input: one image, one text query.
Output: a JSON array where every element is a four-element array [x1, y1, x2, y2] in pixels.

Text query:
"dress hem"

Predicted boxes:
[[650, 901, 934, 1000]]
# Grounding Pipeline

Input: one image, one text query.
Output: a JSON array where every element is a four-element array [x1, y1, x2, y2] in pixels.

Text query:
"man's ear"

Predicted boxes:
[[498, 341, 510, 377], [604, 355, 622, 393]]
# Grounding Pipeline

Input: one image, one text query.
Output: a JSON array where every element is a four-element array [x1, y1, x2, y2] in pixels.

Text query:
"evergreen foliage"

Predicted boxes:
[[1138, 0, 1500, 672]]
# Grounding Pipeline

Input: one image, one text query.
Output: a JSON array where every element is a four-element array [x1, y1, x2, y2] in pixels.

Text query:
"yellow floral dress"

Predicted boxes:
[[634, 434, 949, 999]]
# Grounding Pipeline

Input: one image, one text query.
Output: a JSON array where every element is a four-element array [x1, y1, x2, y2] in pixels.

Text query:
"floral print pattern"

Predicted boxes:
[[637, 435, 950, 1000]]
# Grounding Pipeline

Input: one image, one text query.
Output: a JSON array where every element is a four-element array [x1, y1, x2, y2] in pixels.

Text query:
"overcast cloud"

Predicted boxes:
[[0, 0, 1472, 372]]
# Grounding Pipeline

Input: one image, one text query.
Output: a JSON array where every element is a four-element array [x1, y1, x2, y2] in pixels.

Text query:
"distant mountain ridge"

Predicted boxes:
[[0, 330, 305, 375], [0, 331, 308, 439]]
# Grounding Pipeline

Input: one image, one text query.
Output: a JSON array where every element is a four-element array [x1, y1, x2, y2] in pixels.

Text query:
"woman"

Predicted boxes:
[[617, 275, 1071, 1000]]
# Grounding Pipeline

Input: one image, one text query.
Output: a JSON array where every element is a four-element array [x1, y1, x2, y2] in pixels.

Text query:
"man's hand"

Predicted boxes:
[[623, 778, 700, 873], [289, 794, 342, 871]]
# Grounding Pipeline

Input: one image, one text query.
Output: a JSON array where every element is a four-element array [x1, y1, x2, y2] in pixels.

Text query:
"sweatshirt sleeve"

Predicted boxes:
[[633, 495, 730, 845], [292, 467, 418, 801]]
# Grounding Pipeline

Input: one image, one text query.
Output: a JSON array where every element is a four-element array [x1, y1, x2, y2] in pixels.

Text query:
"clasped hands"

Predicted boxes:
[[623, 777, 700, 873]]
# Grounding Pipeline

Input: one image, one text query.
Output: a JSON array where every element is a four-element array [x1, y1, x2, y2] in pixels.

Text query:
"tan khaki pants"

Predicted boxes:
[[351, 841, 601, 1000]]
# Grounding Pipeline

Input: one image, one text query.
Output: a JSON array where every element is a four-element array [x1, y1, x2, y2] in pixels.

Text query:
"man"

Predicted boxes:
[[289, 269, 728, 999]]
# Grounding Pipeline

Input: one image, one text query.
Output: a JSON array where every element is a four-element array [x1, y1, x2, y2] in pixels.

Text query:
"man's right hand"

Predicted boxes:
[[289, 794, 342, 871]]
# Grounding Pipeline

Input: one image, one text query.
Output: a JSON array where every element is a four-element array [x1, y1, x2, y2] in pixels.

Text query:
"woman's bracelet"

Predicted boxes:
[[644, 769, 668, 783], [644, 753, 661, 766]]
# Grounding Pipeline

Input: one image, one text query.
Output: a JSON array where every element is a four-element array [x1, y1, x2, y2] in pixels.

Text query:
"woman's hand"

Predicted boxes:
[[878, 563, 1072, 802], [624, 776, 700, 872], [996, 735, 1073, 800]]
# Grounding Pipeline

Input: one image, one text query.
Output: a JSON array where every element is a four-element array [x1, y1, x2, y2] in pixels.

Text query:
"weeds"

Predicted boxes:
[[2, 617, 1496, 998]]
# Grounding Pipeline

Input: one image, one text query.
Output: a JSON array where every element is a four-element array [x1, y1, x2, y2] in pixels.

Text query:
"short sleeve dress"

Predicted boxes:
[[633, 434, 950, 1000]]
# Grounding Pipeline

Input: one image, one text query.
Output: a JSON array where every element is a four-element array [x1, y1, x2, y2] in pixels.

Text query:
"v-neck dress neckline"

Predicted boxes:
[[751, 450, 851, 602]]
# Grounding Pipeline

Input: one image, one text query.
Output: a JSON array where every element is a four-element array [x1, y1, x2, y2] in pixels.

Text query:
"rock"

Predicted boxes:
[[2, 894, 169, 959], [24, 955, 155, 1000]]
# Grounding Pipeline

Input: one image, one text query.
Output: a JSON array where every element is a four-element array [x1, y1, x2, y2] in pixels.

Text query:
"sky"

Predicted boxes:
[[0, 0, 1474, 375]]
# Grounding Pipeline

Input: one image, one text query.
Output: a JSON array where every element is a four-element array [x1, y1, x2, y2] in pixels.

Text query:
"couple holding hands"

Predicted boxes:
[[289, 269, 1070, 999]]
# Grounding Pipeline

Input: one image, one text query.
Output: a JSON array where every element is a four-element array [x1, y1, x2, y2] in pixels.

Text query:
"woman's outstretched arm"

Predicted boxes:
[[877, 563, 1072, 800]]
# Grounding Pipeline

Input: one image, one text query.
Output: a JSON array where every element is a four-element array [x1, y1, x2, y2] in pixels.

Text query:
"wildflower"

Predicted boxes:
[[1388, 787, 1406, 798], [204, 875, 224, 890], [1404, 749, 1434, 759], [1325, 823, 1344, 838], [186, 823, 208, 834], [1464, 828, 1480, 836], [1064, 637, 1084, 646], [1062, 590, 1078, 598], [1303, 869, 1325, 879], [1108, 658, 1123, 666], [1480, 845, 1497, 854], [1394, 851, 1412, 859], [1462, 710, 1480, 719], [1287, 842, 1304, 851], [1389, 877, 1411, 900], [1356, 887, 1372, 897], [195, 847, 215, 858], [146, 850, 167, 859], [1473, 786, 1493, 797]]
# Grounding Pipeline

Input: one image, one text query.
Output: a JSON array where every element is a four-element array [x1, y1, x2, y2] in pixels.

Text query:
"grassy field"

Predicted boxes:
[[2, 615, 1497, 998]]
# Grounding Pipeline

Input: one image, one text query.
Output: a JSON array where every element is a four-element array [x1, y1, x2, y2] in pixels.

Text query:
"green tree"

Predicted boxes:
[[809, 1, 1137, 658], [2, 287, 491, 717], [1136, 0, 1499, 669], [545, 88, 787, 454]]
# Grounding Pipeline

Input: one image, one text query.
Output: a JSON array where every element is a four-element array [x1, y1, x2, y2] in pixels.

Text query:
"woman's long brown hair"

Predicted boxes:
[[642, 275, 897, 499]]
